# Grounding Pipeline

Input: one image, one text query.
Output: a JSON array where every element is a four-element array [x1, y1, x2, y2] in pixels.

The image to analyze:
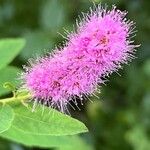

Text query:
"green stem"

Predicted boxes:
[[0, 93, 31, 104]]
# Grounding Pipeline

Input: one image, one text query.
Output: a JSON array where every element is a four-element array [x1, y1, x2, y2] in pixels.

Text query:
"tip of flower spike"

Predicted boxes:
[[20, 4, 139, 113]]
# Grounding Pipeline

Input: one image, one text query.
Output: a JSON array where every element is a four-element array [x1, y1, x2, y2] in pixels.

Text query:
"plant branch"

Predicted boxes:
[[0, 93, 31, 105]]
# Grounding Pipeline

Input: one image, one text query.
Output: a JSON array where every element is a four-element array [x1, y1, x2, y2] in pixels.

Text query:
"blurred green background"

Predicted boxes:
[[0, 0, 149, 150]]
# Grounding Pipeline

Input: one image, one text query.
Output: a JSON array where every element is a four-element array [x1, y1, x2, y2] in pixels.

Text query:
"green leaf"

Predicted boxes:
[[57, 136, 93, 150], [0, 104, 88, 148], [0, 38, 25, 70], [0, 66, 21, 96], [0, 126, 90, 149], [1, 126, 71, 148], [0, 105, 14, 133], [10, 104, 88, 136]]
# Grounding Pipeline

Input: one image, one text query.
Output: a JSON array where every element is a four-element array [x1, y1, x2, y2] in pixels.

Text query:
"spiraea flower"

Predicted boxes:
[[21, 5, 138, 112]]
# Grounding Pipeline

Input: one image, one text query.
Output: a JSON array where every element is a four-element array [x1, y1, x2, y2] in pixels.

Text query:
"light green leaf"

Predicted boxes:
[[0, 105, 14, 133], [0, 104, 89, 148], [57, 136, 93, 150], [0, 38, 25, 70], [0, 126, 90, 149], [10, 104, 88, 136], [0, 66, 21, 96]]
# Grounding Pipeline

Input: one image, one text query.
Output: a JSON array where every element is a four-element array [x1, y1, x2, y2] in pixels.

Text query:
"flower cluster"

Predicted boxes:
[[21, 5, 138, 112]]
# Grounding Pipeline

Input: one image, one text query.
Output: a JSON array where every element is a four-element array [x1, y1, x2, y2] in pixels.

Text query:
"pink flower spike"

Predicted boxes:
[[21, 5, 139, 113]]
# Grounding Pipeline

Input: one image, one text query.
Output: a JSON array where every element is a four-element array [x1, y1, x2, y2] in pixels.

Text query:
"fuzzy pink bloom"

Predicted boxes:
[[21, 5, 138, 112]]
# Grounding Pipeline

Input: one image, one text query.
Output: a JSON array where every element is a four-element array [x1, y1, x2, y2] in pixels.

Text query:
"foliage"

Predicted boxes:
[[0, 0, 149, 150]]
